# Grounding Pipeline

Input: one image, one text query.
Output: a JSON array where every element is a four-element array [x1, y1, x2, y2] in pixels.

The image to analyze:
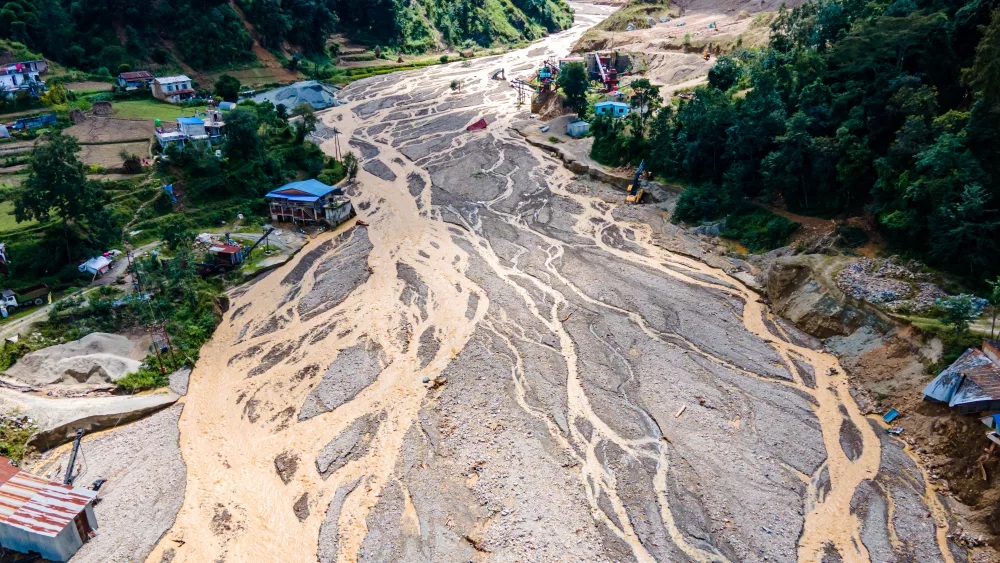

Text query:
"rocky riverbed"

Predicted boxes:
[[139, 3, 967, 563]]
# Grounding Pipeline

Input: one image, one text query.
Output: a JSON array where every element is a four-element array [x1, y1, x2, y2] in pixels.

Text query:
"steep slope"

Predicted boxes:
[[0, 0, 573, 86]]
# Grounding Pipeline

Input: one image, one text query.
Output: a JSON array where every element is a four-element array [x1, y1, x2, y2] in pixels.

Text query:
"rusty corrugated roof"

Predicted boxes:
[[0, 458, 96, 537]]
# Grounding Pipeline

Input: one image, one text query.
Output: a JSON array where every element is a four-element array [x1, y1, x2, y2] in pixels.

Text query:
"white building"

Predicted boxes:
[[152, 75, 195, 104], [0, 60, 47, 97]]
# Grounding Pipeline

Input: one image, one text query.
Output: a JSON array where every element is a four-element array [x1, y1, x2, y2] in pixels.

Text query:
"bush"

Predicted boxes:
[[440, 54, 449, 63], [722, 206, 800, 252], [674, 183, 728, 222], [836, 226, 869, 249]]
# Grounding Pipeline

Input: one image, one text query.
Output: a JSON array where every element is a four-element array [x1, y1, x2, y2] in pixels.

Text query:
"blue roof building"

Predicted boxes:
[[595, 101, 629, 117], [923, 340, 1000, 414], [266, 179, 353, 226]]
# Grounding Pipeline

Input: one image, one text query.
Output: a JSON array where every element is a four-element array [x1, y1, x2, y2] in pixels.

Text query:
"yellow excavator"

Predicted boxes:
[[625, 160, 645, 204]]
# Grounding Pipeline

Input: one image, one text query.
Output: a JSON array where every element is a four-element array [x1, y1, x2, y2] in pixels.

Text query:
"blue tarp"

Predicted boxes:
[[177, 117, 204, 125], [163, 184, 177, 203]]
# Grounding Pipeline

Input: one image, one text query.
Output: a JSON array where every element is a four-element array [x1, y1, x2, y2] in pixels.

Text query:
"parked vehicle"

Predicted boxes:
[[1, 283, 50, 309]]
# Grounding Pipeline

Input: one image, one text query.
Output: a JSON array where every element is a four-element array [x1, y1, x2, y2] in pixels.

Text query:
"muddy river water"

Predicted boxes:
[[146, 4, 961, 563]]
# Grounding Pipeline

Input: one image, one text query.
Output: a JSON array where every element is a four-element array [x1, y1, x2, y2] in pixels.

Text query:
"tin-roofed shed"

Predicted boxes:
[[0, 457, 98, 561]]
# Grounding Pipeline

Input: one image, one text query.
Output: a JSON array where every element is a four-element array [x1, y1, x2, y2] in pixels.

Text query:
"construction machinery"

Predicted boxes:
[[626, 160, 646, 204], [594, 53, 619, 91]]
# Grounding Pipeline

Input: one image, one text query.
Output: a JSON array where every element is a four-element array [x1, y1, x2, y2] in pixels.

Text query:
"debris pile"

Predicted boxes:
[[835, 257, 946, 312], [0, 412, 35, 432]]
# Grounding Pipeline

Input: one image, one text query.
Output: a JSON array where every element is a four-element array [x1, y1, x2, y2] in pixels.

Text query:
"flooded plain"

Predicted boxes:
[[146, 4, 962, 562]]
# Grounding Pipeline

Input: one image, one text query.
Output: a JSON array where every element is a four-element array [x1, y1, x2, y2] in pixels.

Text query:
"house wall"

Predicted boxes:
[[984, 340, 1000, 365], [324, 202, 354, 227], [959, 399, 1000, 415], [0, 520, 84, 562]]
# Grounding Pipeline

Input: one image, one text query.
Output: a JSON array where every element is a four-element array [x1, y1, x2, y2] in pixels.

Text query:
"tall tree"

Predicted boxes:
[[558, 62, 589, 116], [223, 108, 263, 160], [214, 74, 241, 102], [13, 131, 104, 260]]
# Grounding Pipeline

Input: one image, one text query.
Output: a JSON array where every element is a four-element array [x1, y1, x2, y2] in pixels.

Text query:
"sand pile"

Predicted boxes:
[[6, 333, 144, 387]]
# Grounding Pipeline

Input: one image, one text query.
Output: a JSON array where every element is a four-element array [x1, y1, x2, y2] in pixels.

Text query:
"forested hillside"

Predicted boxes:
[[239, 0, 573, 54], [592, 0, 1000, 279], [0, 0, 573, 73]]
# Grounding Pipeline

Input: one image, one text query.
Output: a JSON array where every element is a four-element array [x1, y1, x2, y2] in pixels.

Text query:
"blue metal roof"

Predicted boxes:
[[923, 348, 1000, 407], [265, 179, 339, 199], [596, 101, 628, 108], [177, 117, 204, 125]]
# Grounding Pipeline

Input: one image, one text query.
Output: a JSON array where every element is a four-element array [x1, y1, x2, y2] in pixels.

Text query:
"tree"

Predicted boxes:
[[160, 216, 191, 251], [214, 74, 241, 103], [628, 78, 661, 129], [708, 56, 742, 91], [292, 103, 317, 144], [343, 151, 359, 180], [223, 109, 263, 160], [964, 9, 1000, 110], [937, 294, 983, 335], [13, 131, 103, 261], [558, 62, 589, 116], [988, 277, 1000, 338]]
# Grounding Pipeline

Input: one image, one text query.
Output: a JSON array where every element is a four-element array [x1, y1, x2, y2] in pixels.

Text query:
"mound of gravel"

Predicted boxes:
[[6, 333, 144, 387]]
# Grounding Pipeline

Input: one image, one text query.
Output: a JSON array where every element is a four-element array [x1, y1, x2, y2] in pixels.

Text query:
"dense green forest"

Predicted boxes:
[[0, 0, 254, 70], [593, 0, 1000, 278], [0, 0, 573, 72], [238, 0, 573, 54]]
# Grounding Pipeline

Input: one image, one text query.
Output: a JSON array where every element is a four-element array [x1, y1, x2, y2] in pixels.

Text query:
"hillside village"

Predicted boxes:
[[0, 0, 995, 561]]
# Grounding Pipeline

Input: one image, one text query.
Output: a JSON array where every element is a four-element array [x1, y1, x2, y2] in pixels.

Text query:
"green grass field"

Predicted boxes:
[[112, 99, 208, 121], [0, 201, 36, 233]]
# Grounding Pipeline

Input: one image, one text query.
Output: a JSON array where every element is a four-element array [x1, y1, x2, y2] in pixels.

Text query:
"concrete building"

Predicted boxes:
[[152, 75, 195, 104], [265, 179, 353, 226], [155, 113, 225, 148], [0, 457, 98, 561], [595, 101, 630, 117], [0, 60, 47, 98], [117, 71, 154, 90], [923, 339, 1000, 414]]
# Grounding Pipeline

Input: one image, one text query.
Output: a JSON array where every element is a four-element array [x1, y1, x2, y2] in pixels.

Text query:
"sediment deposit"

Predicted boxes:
[[146, 3, 962, 562]]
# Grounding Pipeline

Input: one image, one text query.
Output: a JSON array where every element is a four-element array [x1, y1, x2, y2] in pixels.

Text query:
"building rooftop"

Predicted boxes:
[[209, 244, 242, 254], [119, 71, 153, 81], [923, 346, 1000, 407], [155, 75, 192, 85], [596, 101, 629, 108], [177, 117, 205, 125], [0, 457, 97, 537], [265, 179, 340, 201]]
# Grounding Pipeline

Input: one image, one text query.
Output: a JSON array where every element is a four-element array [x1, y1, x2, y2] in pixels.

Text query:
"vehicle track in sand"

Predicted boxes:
[[147, 3, 962, 562]]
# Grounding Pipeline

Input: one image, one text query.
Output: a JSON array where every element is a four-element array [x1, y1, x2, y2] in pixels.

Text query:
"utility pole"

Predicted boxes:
[[63, 429, 83, 485]]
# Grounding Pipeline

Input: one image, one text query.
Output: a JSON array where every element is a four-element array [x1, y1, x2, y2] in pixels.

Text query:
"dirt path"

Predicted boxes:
[[146, 3, 962, 563]]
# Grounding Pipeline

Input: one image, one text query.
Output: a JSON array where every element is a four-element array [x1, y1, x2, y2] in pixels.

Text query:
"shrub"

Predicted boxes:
[[674, 183, 728, 222], [835, 226, 868, 248], [722, 206, 800, 252], [440, 54, 449, 63]]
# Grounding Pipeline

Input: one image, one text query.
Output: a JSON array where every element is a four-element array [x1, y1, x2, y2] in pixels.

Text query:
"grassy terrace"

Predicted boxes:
[[111, 99, 209, 121]]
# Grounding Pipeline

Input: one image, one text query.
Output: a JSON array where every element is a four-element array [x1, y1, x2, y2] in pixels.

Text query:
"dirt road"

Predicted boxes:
[[147, 3, 963, 563]]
